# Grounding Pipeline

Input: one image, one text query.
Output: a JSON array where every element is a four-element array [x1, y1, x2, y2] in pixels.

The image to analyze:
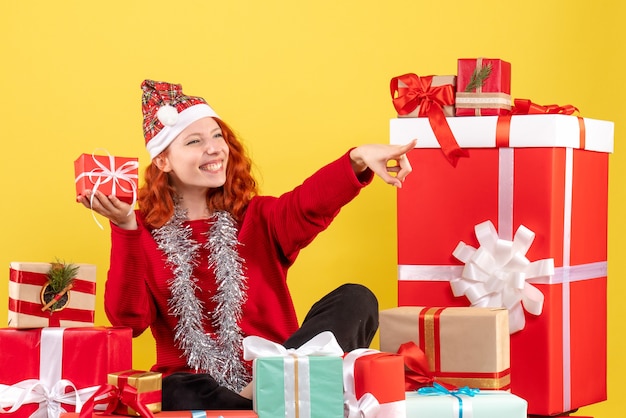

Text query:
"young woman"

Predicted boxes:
[[77, 80, 416, 410]]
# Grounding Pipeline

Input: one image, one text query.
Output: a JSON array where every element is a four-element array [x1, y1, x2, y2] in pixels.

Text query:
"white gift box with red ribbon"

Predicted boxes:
[[8, 262, 97, 329], [390, 114, 612, 415]]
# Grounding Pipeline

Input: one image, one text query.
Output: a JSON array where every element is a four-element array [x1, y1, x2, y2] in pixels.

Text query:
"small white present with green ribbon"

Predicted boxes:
[[243, 331, 344, 418]]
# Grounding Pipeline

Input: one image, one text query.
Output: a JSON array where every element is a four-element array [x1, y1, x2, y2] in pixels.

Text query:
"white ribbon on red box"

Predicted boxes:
[[0, 328, 100, 418], [397, 147, 608, 412], [74, 150, 138, 230], [343, 349, 380, 418]]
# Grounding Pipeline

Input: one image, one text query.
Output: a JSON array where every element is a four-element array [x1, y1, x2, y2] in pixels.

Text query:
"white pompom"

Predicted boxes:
[[157, 105, 179, 126]]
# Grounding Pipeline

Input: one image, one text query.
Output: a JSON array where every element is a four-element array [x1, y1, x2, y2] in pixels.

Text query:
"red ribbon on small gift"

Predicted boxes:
[[511, 98, 579, 115], [79, 383, 159, 418], [397, 341, 457, 392], [391, 74, 469, 166], [9, 269, 97, 294], [496, 98, 585, 149]]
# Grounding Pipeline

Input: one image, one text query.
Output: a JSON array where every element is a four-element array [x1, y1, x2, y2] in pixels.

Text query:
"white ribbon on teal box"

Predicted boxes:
[[243, 331, 344, 418]]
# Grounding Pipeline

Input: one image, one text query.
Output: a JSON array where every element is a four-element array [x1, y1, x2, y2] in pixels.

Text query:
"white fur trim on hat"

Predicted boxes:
[[147, 103, 219, 160]]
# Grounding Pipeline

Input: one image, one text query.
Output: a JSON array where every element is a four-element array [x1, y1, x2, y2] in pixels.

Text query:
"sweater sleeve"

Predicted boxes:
[[262, 149, 374, 263], [104, 216, 157, 336]]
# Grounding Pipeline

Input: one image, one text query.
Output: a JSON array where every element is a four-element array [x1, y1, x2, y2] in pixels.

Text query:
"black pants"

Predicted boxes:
[[162, 283, 379, 410]]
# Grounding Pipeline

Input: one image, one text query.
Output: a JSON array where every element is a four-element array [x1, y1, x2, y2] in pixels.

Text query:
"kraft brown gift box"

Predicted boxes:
[[379, 306, 510, 390], [396, 75, 457, 118]]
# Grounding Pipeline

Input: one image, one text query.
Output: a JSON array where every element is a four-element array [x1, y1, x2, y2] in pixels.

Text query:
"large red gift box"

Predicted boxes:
[[0, 327, 133, 418], [74, 153, 138, 204], [455, 58, 511, 116], [343, 349, 406, 418], [8, 262, 97, 328], [389, 114, 613, 416]]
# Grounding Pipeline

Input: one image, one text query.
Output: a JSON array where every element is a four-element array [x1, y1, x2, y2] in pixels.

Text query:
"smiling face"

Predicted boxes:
[[157, 117, 229, 196]]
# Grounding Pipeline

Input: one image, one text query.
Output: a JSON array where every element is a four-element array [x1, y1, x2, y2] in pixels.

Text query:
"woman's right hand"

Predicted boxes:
[[76, 190, 138, 230]]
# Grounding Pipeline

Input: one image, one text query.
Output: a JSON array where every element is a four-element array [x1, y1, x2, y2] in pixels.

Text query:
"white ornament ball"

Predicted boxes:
[[157, 105, 179, 126]]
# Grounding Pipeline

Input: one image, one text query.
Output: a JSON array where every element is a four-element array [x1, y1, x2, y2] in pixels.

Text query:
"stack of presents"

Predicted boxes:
[[0, 57, 612, 418]]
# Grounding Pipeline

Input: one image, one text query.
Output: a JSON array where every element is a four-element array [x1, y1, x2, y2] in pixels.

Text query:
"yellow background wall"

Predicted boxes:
[[1, 1, 623, 416]]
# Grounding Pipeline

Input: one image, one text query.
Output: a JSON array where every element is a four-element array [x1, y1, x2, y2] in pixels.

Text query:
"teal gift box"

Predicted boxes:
[[252, 356, 343, 418], [406, 386, 527, 418], [243, 331, 345, 418]]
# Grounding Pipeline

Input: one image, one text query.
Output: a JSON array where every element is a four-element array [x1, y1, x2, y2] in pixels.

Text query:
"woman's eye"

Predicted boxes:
[[213, 132, 224, 139], [186, 138, 200, 145]]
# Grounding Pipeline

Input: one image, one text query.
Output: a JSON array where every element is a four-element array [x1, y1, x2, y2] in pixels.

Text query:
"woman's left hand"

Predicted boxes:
[[349, 139, 417, 187]]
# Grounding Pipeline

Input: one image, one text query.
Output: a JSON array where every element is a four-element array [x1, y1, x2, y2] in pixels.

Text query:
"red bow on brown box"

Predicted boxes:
[[79, 371, 162, 418], [397, 341, 458, 392], [390, 73, 469, 167]]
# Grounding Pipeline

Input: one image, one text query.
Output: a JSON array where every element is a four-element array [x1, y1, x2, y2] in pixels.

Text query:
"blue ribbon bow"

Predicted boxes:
[[417, 382, 480, 418]]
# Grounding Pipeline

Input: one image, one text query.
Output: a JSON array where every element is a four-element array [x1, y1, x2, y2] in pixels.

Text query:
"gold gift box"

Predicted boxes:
[[107, 370, 162, 416]]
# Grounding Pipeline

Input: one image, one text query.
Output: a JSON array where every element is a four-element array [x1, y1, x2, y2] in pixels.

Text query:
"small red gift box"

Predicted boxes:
[[8, 262, 97, 328], [455, 58, 511, 116], [343, 349, 406, 418], [389, 114, 613, 415], [74, 153, 138, 204], [0, 327, 133, 418]]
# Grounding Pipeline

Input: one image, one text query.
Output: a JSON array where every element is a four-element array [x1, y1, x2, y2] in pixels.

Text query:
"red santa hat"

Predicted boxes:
[[141, 80, 219, 159]]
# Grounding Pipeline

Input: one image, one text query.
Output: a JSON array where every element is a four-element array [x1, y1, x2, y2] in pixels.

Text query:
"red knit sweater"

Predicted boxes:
[[104, 151, 373, 376]]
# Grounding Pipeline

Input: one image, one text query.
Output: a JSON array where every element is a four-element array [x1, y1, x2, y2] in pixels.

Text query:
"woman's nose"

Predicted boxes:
[[204, 139, 219, 154]]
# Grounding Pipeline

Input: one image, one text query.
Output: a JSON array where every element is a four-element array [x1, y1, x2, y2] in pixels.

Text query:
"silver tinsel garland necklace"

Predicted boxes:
[[152, 203, 249, 392]]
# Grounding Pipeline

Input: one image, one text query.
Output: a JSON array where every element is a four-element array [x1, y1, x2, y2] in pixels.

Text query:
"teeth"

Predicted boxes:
[[202, 162, 222, 171]]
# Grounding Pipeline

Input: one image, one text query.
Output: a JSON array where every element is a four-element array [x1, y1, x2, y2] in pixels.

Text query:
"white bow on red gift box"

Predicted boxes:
[[451, 220, 554, 333], [343, 349, 381, 418], [74, 150, 139, 230], [0, 328, 100, 418]]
